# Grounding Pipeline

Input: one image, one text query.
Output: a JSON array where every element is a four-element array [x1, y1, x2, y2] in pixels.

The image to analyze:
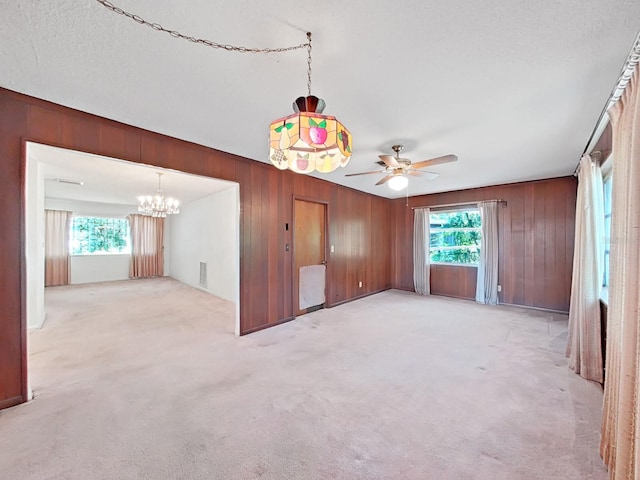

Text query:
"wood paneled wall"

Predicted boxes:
[[430, 264, 477, 300], [391, 177, 577, 311], [0, 87, 579, 410], [0, 88, 392, 408]]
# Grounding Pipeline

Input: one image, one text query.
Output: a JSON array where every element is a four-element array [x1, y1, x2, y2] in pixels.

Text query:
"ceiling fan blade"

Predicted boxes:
[[378, 154, 399, 168], [344, 170, 386, 177], [375, 174, 394, 186], [409, 170, 439, 180], [412, 154, 458, 169]]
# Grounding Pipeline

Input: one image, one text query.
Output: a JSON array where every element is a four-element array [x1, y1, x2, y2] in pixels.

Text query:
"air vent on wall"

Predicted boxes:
[[199, 262, 207, 289], [46, 178, 85, 186]]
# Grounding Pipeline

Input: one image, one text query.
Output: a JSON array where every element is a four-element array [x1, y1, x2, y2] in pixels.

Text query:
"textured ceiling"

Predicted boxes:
[[2, 1, 639, 198], [30, 143, 234, 206]]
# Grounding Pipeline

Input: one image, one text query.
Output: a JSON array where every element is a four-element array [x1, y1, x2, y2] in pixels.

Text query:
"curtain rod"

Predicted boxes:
[[573, 150, 603, 176], [580, 30, 640, 158], [411, 199, 507, 210]]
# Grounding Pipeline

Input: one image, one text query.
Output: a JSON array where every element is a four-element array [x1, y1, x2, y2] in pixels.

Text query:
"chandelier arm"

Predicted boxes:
[[95, 0, 310, 54]]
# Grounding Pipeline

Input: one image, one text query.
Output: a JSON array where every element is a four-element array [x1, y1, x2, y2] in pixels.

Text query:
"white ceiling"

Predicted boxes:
[[30, 143, 235, 206], [3, 1, 639, 198]]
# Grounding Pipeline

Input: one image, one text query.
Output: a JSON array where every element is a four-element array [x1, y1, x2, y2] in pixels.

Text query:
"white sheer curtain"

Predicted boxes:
[[128, 214, 165, 279], [566, 154, 604, 383], [45, 209, 72, 287], [600, 66, 640, 479], [413, 207, 430, 295], [476, 201, 499, 304]]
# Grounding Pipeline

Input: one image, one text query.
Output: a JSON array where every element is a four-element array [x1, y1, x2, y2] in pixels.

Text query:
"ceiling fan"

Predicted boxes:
[[345, 144, 458, 190]]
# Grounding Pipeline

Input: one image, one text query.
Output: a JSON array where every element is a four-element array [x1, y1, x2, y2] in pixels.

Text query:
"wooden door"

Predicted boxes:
[[293, 199, 327, 316]]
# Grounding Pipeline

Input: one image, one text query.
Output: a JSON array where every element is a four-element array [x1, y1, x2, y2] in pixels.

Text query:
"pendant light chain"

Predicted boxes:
[[95, 0, 310, 54], [306, 32, 313, 96]]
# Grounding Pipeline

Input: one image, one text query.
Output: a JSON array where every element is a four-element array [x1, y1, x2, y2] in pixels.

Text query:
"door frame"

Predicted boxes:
[[291, 196, 329, 317]]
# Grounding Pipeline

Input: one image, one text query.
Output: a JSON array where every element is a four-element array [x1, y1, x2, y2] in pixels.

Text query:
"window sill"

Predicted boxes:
[[71, 253, 131, 257], [430, 262, 478, 268]]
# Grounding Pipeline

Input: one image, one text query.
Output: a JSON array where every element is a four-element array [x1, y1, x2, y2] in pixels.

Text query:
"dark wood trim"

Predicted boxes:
[[431, 292, 477, 302], [0, 396, 23, 410], [600, 299, 608, 383], [394, 286, 416, 293], [329, 287, 391, 307], [19, 139, 28, 403], [241, 316, 295, 335], [500, 302, 569, 315], [431, 293, 477, 303]]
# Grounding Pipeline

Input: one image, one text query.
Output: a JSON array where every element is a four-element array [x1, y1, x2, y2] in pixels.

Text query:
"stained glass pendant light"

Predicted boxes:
[[138, 172, 180, 218], [269, 33, 352, 174]]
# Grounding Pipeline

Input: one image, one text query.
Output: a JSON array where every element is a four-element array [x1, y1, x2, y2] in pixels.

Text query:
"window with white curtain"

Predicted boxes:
[[429, 209, 482, 265]]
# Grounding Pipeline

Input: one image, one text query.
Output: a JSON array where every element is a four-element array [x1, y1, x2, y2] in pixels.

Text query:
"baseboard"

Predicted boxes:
[[241, 316, 295, 336], [0, 395, 24, 411], [392, 286, 415, 293], [328, 287, 391, 308], [431, 292, 475, 302], [500, 302, 568, 315]]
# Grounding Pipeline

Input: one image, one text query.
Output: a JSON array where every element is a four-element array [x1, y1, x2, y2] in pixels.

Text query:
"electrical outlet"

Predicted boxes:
[[358, 281, 363, 288], [497, 285, 502, 292]]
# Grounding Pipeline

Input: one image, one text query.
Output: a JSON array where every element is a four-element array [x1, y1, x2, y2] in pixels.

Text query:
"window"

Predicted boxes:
[[429, 209, 482, 264], [603, 173, 612, 287], [70, 216, 131, 255]]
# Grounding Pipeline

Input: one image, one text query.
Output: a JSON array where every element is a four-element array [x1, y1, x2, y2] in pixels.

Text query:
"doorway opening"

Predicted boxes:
[[24, 142, 240, 400]]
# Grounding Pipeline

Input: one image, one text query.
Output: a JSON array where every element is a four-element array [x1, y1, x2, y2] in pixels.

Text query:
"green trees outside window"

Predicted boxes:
[[429, 210, 481, 264], [70, 216, 130, 255]]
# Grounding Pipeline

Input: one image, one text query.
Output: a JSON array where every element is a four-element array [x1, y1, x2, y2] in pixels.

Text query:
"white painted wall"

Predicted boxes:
[[169, 186, 239, 304], [25, 155, 46, 329], [44, 198, 171, 284], [69, 255, 131, 284]]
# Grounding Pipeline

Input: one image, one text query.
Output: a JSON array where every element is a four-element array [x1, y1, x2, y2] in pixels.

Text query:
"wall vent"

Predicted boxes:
[[199, 262, 207, 288]]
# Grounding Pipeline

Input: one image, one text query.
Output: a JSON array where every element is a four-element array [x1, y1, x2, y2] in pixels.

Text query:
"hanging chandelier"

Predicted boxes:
[[269, 33, 352, 174], [138, 173, 179, 218]]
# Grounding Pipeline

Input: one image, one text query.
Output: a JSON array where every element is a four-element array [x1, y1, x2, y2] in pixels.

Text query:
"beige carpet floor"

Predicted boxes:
[[0, 278, 606, 479]]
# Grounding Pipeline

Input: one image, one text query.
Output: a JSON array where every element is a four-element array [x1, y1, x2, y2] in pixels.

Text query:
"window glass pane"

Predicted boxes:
[[70, 216, 131, 255], [428, 210, 481, 265]]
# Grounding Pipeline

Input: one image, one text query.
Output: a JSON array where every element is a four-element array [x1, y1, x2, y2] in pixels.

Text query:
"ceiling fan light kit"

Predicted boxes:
[[388, 174, 409, 191]]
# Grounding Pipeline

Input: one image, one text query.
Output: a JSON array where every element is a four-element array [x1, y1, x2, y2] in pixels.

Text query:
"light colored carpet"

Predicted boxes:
[[0, 279, 606, 479]]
